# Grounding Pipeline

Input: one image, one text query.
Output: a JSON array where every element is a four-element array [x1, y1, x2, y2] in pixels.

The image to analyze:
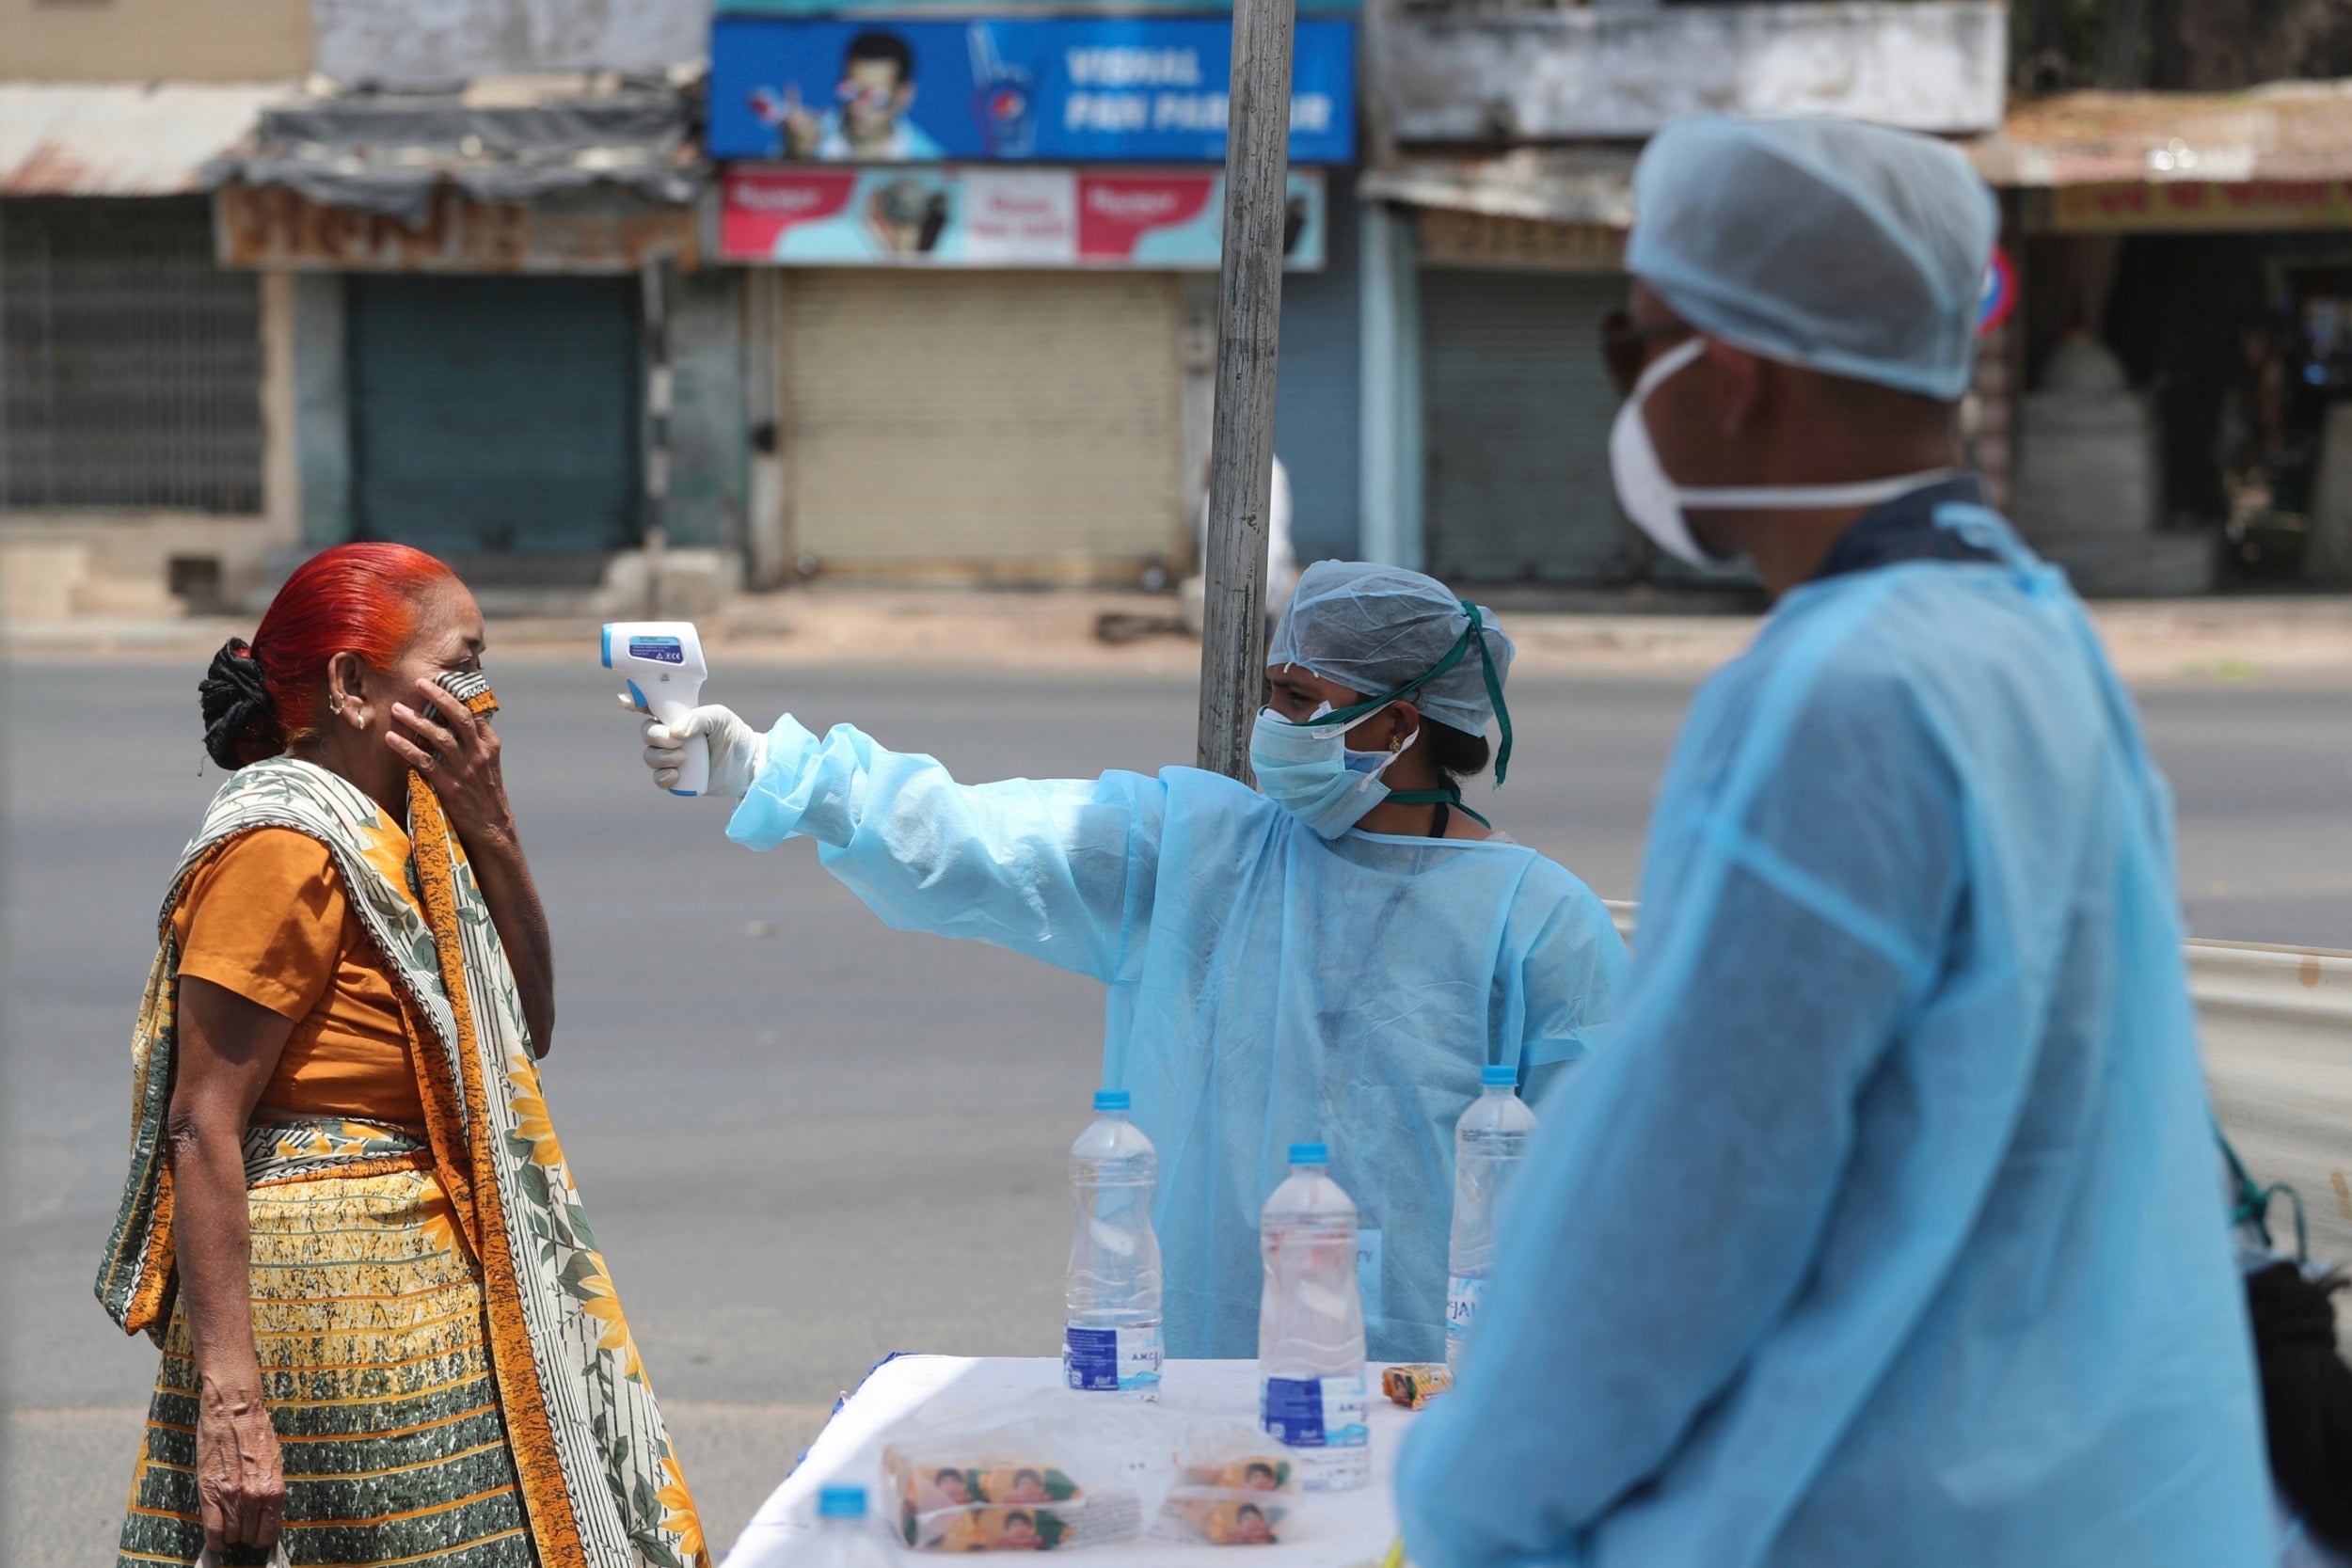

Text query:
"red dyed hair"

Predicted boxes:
[[248, 543, 457, 750]]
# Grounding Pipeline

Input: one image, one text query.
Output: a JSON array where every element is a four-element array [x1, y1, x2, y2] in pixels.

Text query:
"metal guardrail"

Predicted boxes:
[[2194, 941, 2352, 1268], [1604, 900, 1637, 942], [1599, 901, 2352, 1263], [2188, 940, 2352, 1025]]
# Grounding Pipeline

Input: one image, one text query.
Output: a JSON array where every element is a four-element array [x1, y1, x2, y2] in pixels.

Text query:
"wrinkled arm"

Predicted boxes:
[[1399, 686, 1963, 1568], [390, 681, 555, 1055], [167, 976, 295, 1554], [458, 827, 555, 1057], [726, 717, 1164, 982]]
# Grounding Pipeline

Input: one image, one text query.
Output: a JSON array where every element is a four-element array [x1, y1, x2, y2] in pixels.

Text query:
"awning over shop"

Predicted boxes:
[[211, 75, 703, 226], [1359, 149, 1634, 272], [1358, 147, 1637, 227], [1971, 79, 2352, 186], [0, 83, 293, 196]]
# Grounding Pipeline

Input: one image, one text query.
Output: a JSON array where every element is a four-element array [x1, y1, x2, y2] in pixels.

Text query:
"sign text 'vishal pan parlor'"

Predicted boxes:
[[707, 15, 1357, 166]]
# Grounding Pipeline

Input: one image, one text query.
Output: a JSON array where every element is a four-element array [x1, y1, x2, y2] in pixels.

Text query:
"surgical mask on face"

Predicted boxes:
[[1250, 703, 1421, 839], [1608, 336, 1960, 569]]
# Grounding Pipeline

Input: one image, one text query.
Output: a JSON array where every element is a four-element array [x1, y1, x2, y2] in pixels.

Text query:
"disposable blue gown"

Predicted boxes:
[[726, 720, 1627, 1360], [1397, 507, 2271, 1568]]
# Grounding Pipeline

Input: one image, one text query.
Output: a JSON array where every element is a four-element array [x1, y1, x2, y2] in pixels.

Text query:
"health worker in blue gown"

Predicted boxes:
[[635, 563, 1627, 1362], [1396, 115, 2273, 1568]]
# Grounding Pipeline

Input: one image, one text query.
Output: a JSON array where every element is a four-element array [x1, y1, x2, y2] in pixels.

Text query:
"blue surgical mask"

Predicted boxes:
[[1249, 703, 1419, 839]]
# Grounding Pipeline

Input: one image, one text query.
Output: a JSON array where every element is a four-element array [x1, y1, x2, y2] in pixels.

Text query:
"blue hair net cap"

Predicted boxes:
[[1268, 562, 1514, 737], [1626, 115, 1998, 400]]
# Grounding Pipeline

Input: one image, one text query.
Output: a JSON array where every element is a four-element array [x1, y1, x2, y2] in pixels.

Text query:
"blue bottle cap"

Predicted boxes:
[[818, 1483, 868, 1519], [1482, 1065, 1518, 1087], [1093, 1089, 1132, 1113], [1289, 1142, 1329, 1165]]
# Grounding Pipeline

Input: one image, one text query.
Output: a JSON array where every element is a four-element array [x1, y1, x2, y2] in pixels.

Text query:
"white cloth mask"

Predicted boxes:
[[1608, 337, 1959, 569]]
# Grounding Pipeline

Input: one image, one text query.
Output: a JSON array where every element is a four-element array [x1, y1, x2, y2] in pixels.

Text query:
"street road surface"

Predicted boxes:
[[8, 658, 2351, 1562]]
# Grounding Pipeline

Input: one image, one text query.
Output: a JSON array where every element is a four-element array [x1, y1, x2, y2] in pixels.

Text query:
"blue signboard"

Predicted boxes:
[[707, 16, 1357, 165]]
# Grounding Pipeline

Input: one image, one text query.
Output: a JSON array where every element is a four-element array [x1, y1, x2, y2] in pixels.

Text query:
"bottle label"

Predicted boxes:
[[1445, 1275, 1485, 1350], [1261, 1374, 1369, 1449], [1356, 1227, 1384, 1329], [1064, 1324, 1162, 1393]]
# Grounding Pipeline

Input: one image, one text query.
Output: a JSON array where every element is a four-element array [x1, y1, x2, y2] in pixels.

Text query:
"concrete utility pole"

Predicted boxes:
[[1194, 0, 1296, 780]]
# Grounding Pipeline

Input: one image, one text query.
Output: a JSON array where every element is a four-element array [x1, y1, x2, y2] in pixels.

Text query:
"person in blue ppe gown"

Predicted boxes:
[[1396, 115, 2272, 1568], [635, 562, 1626, 1362]]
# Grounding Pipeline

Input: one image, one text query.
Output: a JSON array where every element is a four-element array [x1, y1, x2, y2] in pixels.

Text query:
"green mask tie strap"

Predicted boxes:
[[1467, 602, 1514, 785], [1383, 784, 1491, 828], [2217, 1117, 2307, 1259], [1288, 602, 1513, 785]]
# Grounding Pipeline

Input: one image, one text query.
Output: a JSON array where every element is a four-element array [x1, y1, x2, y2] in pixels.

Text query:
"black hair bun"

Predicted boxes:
[[199, 637, 283, 769]]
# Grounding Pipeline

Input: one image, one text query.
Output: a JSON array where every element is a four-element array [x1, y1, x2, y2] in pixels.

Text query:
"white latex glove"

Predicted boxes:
[[636, 704, 763, 798]]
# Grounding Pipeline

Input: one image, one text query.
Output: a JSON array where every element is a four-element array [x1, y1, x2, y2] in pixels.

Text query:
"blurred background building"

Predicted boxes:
[[7, 0, 2352, 614], [704, 0, 1358, 586], [1358, 0, 2004, 591]]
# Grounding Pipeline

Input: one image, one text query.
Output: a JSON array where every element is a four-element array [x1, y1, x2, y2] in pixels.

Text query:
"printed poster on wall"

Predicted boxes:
[[707, 15, 1356, 165], [719, 166, 1327, 269]]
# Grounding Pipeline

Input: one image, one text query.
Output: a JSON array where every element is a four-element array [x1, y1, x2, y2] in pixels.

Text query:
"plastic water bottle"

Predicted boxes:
[[810, 1484, 893, 1568], [1064, 1089, 1163, 1399], [1258, 1143, 1369, 1491], [1446, 1065, 1539, 1372]]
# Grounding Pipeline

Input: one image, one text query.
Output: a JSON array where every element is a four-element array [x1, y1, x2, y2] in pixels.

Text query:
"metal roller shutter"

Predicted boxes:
[[1, 198, 262, 512], [1421, 269, 1632, 585], [1274, 182, 1361, 563], [783, 270, 1184, 578], [349, 276, 641, 556]]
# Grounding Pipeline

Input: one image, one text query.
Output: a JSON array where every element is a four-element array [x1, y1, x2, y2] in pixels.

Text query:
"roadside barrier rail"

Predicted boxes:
[[2194, 940, 2352, 1268]]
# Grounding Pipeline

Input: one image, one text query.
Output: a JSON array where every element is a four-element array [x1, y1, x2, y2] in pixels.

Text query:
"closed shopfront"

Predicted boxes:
[[1, 198, 262, 513], [1420, 268, 1629, 585], [779, 268, 1185, 578], [712, 4, 1355, 583], [347, 276, 643, 557]]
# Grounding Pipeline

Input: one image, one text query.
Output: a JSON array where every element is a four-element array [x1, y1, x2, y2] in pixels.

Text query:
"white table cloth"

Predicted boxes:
[[724, 1357, 1420, 1567]]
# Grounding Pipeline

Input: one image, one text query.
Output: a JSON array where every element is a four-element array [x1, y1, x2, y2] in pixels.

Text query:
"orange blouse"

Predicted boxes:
[[172, 827, 426, 1127]]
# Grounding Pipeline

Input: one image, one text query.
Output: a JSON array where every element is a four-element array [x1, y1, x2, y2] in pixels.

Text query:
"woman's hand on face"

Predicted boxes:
[[196, 1373, 284, 1552], [389, 678, 515, 845]]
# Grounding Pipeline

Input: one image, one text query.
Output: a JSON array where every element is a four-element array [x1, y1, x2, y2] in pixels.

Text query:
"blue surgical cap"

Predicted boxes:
[[1268, 562, 1513, 737], [1627, 116, 1998, 401]]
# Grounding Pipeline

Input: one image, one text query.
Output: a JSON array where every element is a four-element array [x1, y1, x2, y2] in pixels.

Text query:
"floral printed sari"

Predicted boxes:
[[99, 756, 707, 1568]]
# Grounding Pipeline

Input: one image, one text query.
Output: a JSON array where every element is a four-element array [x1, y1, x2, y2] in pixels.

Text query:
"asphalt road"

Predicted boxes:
[[7, 657, 2350, 1563]]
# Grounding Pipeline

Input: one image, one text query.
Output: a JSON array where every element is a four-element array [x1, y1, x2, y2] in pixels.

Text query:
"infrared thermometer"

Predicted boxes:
[[602, 621, 709, 797]]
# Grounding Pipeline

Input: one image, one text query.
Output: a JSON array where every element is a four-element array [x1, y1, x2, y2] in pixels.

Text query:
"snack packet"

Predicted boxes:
[[877, 1396, 1145, 1552], [918, 1499, 1142, 1552], [1161, 1495, 1288, 1545], [974, 1466, 1082, 1508], [888, 1457, 1084, 1517], [1155, 1437, 1300, 1545], [1382, 1364, 1452, 1410], [1182, 1455, 1295, 1493]]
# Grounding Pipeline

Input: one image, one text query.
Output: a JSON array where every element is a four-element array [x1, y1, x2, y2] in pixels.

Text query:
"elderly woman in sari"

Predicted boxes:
[[98, 544, 706, 1568]]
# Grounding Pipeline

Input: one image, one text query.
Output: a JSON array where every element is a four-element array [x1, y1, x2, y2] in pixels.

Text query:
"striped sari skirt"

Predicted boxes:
[[118, 1121, 537, 1568]]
